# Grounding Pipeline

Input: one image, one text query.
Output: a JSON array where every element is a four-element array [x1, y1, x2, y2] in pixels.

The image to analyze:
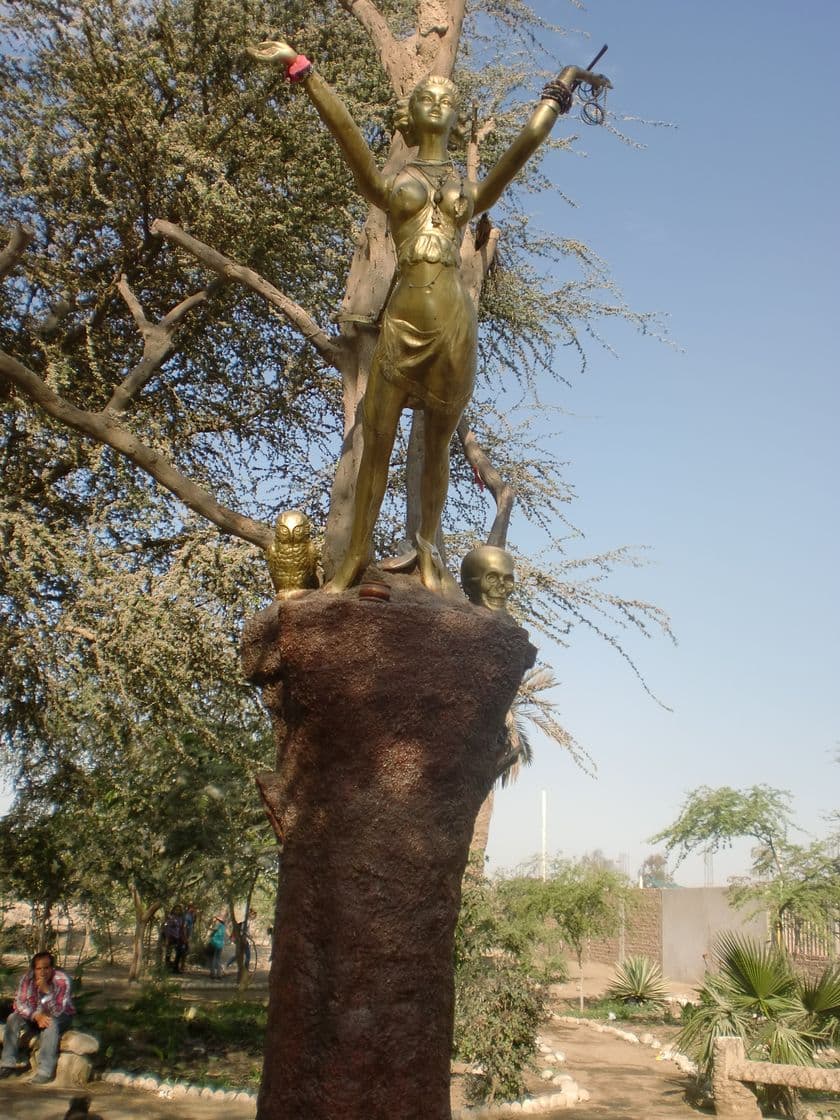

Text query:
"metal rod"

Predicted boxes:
[[586, 43, 608, 70]]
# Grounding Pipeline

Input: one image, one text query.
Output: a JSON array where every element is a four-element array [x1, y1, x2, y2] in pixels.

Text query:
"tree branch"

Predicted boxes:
[[461, 223, 500, 305], [0, 347, 272, 549], [429, 0, 465, 79], [456, 417, 515, 548], [105, 275, 224, 415], [338, 0, 411, 92], [0, 223, 34, 282], [150, 219, 343, 368]]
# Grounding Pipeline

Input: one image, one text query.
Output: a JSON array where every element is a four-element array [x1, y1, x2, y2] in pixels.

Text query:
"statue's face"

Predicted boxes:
[[461, 547, 515, 611], [411, 81, 459, 136], [478, 558, 515, 610]]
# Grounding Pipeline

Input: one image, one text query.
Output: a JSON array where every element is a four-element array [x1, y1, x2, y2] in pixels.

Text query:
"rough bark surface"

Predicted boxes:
[[242, 575, 535, 1120]]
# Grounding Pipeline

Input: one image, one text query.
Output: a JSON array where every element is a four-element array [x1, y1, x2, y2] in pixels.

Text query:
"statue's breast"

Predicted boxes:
[[390, 173, 429, 222]]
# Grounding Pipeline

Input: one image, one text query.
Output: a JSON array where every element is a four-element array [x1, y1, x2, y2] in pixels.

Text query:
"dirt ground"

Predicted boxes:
[[1, 958, 713, 1118]]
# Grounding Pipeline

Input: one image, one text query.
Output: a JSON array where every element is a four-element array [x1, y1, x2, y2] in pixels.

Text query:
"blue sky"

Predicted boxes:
[[486, 0, 839, 883]]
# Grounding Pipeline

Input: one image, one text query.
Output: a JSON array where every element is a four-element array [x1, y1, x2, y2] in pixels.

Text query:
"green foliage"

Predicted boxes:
[[499, 859, 632, 969], [799, 964, 840, 1047], [453, 867, 545, 1104], [650, 784, 793, 867], [82, 980, 266, 1087], [637, 852, 677, 889], [605, 955, 667, 1008], [676, 933, 839, 1118], [651, 784, 840, 941]]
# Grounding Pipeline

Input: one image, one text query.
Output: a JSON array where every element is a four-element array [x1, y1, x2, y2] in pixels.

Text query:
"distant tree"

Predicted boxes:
[[650, 785, 794, 878], [638, 852, 677, 888], [0, 798, 79, 953], [498, 858, 632, 1010], [652, 785, 840, 945]]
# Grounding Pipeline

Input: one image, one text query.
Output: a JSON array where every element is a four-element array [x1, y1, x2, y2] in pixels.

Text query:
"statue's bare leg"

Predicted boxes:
[[416, 409, 460, 594], [326, 378, 404, 592]]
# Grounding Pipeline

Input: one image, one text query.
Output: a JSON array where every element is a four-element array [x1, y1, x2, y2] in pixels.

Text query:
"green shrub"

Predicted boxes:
[[453, 866, 545, 1104], [454, 955, 544, 1105]]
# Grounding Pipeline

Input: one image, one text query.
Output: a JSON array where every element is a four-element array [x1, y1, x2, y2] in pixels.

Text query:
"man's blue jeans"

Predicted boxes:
[[1, 1011, 73, 1077]]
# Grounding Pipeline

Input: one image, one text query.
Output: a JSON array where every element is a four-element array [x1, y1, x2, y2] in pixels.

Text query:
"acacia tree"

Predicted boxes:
[[652, 784, 840, 945], [0, 0, 667, 636], [0, 1, 672, 1113], [499, 857, 633, 1010]]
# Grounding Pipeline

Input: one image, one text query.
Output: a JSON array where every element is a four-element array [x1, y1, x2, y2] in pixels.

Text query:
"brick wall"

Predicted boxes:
[[585, 888, 663, 967]]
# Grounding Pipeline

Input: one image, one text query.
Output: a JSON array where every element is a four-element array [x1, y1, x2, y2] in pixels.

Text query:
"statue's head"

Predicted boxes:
[[274, 509, 311, 544], [395, 75, 467, 148], [460, 546, 515, 611]]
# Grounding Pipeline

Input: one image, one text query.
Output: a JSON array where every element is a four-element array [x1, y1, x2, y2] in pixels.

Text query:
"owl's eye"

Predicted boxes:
[[279, 527, 290, 541]]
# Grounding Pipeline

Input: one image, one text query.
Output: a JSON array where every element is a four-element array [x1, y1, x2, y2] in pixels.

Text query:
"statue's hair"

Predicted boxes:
[[394, 75, 468, 149]]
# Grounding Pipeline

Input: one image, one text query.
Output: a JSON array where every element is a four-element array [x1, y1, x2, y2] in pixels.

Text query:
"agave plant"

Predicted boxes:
[[605, 955, 668, 1007]]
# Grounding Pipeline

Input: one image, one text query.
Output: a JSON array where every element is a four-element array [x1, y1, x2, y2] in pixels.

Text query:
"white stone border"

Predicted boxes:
[[101, 1069, 257, 1105]]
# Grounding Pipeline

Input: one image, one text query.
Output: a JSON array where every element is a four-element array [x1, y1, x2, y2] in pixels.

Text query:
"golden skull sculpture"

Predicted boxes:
[[460, 546, 515, 611]]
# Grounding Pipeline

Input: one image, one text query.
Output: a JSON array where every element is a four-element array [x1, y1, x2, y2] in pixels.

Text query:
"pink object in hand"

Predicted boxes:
[[287, 54, 312, 82]]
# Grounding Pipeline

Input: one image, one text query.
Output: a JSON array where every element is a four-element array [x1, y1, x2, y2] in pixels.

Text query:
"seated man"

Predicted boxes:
[[0, 951, 76, 1084]]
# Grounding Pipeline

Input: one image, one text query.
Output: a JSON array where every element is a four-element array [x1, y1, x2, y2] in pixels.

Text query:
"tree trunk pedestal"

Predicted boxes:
[[242, 577, 535, 1120]]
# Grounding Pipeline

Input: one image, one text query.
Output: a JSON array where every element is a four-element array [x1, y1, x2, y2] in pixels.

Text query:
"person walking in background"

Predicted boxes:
[[162, 906, 184, 973], [207, 915, 226, 980], [176, 903, 197, 974], [0, 951, 76, 1084], [224, 909, 256, 974]]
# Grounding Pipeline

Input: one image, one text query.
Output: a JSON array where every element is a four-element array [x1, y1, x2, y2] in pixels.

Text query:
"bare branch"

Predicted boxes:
[[116, 274, 149, 330], [456, 417, 515, 548], [106, 276, 225, 415], [466, 115, 495, 181], [0, 223, 34, 281], [0, 347, 272, 549], [337, 0, 411, 91], [151, 219, 343, 368], [429, 0, 466, 78], [461, 223, 500, 304]]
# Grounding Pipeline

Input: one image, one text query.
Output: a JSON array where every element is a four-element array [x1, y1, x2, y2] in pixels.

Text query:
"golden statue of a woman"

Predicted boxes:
[[249, 40, 610, 594]]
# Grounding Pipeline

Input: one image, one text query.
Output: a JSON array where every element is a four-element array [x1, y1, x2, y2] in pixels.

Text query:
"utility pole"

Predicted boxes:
[[704, 849, 714, 887]]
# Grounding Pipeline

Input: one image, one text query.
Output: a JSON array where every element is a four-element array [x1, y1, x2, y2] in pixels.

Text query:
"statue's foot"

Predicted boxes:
[[324, 557, 363, 594], [416, 533, 460, 597]]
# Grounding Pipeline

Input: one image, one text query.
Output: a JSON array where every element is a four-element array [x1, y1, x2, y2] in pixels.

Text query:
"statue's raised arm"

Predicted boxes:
[[248, 42, 612, 596], [248, 40, 390, 211], [471, 65, 611, 214]]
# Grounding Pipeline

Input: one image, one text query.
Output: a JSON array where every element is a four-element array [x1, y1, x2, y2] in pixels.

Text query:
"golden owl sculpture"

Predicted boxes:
[[266, 510, 320, 597]]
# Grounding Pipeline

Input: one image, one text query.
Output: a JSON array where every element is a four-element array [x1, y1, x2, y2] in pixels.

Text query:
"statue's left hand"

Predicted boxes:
[[247, 39, 298, 65], [580, 71, 612, 91]]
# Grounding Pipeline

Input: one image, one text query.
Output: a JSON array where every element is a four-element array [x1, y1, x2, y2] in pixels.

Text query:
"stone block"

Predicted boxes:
[[54, 1052, 93, 1087]]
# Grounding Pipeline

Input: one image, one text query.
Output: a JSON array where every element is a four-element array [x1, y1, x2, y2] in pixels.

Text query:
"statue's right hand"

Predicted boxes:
[[247, 39, 298, 65]]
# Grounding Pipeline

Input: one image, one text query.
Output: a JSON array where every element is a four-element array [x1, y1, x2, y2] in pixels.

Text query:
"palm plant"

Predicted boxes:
[[677, 932, 831, 1117], [470, 666, 593, 862], [799, 963, 840, 1047], [605, 955, 667, 1008]]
